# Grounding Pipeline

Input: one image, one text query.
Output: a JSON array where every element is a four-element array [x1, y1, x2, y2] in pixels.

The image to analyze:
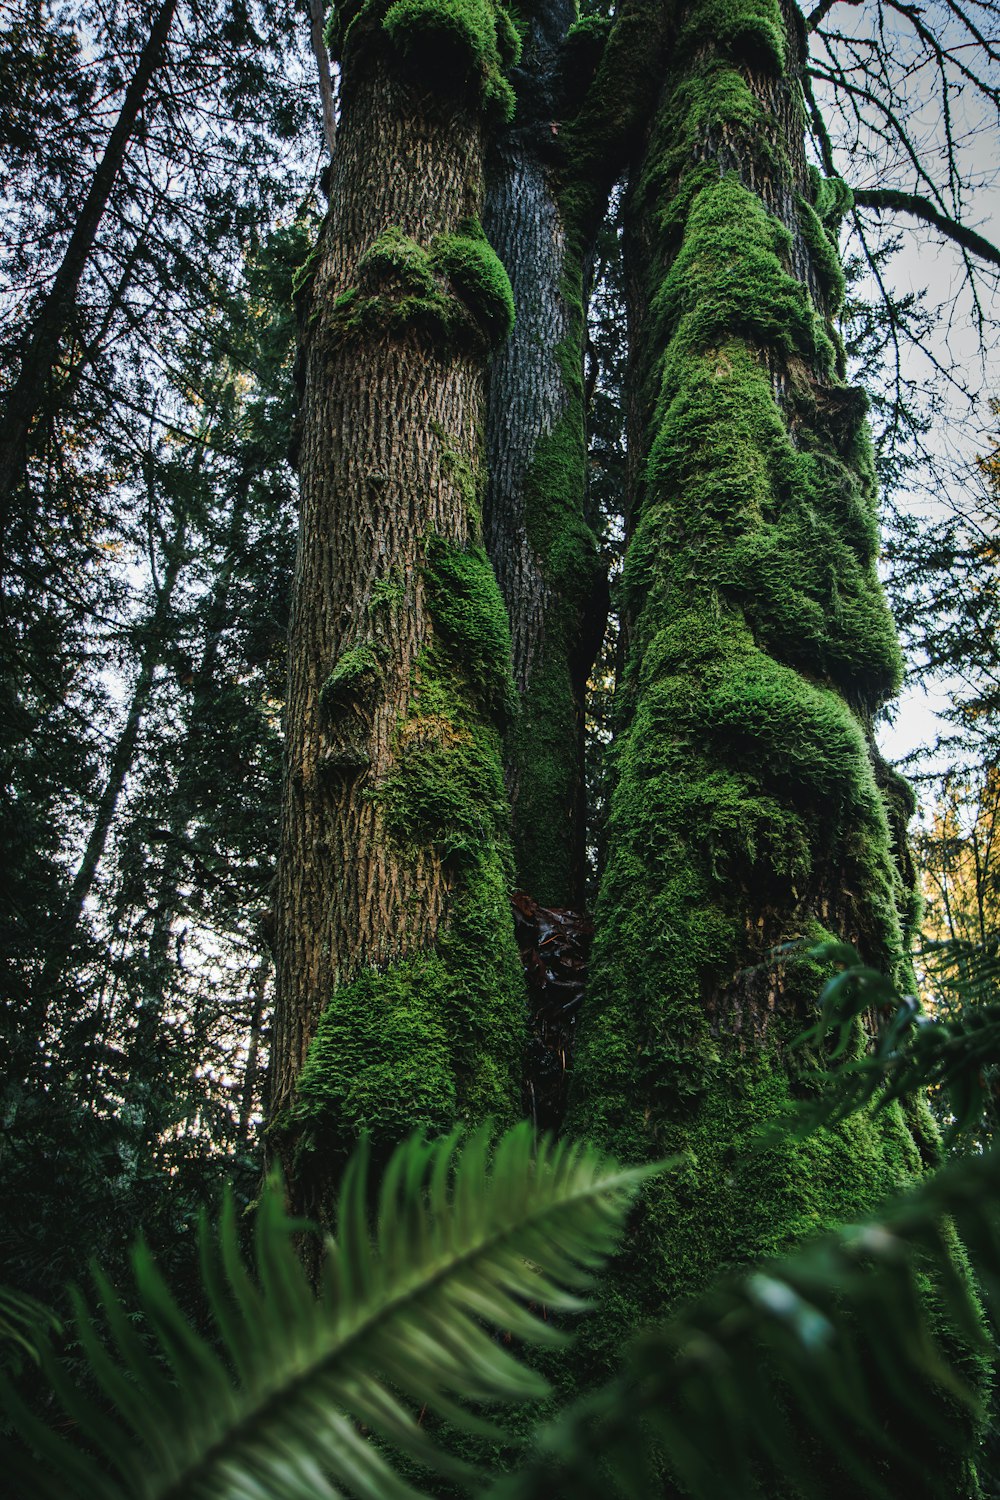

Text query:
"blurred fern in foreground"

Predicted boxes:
[[4, 953, 1000, 1500]]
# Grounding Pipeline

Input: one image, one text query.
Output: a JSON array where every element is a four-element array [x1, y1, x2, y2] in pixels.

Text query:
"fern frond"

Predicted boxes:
[[771, 940, 1000, 1143], [1, 1122, 657, 1500], [501, 1142, 1000, 1499], [0, 1286, 61, 1371]]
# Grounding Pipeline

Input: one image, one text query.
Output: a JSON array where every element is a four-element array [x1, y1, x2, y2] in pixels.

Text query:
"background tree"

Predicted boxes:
[[0, 0, 317, 1303]]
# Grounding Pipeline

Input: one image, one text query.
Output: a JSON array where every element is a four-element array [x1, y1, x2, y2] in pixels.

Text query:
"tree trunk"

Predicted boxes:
[[306, 0, 338, 156], [0, 0, 177, 555], [483, 0, 604, 909], [270, 21, 526, 1206], [568, 0, 959, 1423], [237, 957, 270, 1144]]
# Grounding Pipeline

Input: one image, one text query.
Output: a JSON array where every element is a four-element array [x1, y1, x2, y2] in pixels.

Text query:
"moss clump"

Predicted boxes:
[[423, 535, 516, 722], [809, 165, 854, 229], [676, 0, 786, 71], [329, 223, 514, 354], [798, 194, 847, 313], [319, 641, 385, 717], [329, 0, 519, 121], [559, 15, 612, 114], [653, 177, 831, 367], [627, 336, 902, 706], [292, 955, 458, 1158], [358, 225, 438, 298], [430, 219, 515, 345]]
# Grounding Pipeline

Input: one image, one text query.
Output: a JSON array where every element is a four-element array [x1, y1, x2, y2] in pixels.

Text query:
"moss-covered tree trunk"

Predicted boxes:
[[270, 0, 526, 1210], [568, 3, 982, 1481], [482, 2, 604, 909]]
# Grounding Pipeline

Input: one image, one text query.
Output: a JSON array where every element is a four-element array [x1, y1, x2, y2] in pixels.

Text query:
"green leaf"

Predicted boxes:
[[0, 1123, 659, 1500]]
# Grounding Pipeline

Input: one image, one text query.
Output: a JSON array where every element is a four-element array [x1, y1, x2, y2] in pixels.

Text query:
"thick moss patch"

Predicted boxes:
[[289, 536, 525, 1167], [328, 0, 519, 120], [329, 222, 514, 353], [566, 0, 989, 1468], [319, 641, 385, 717]]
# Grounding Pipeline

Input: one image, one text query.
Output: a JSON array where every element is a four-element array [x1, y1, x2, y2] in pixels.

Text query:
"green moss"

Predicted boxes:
[[319, 641, 385, 717], [628, 339, 902, 705], [809, 166, 854, 229], [565, 0, 984, 1461], [330, 0, 518, 120], [798, 195, 847, 312], [358, 225, 438, 297], [290, 954, 458, 1160], [422, 535, 516, 723], [289, 538, 525, 1169], [328, 223, 513, 354], [653, 177, 830, 367], [559, 15, 612, 113], [430, 219, 515, 345], [676, 0, 786, 70], [506, 273, 603, 906], [369, 566, 406, 613]]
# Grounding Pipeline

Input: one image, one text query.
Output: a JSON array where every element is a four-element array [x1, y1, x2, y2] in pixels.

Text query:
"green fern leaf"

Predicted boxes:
[[500, 1143, 1000, 1499], [1, 1122, 658, 1499]]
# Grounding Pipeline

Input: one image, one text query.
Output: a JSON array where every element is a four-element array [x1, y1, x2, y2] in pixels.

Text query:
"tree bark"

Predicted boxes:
[[567, 0, 956, 1435], [483, 0, 604, 909], [0, 0, 177, 556], [270, 26, 526, 1201]]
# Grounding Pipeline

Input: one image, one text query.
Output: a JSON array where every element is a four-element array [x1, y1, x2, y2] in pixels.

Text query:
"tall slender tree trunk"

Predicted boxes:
[[35, 529, 185, 1007], [483, 0, 671, 908], [483, 0, 603, 909], [306, 0, 338, 156], [0, 0, 177, 553], [137, 467, 255, 1014], [237, 956, 270, 1145], [270, 12, 526, 1208]]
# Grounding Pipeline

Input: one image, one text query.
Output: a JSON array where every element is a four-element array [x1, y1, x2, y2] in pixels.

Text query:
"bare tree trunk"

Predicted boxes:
[[237, 957, 270, 1144], [0, 0, 177, 552], [306, 0, 338, 156]]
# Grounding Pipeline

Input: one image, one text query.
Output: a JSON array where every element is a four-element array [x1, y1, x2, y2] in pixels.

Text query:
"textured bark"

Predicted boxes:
[[270, 60, 522, 1128], [485, 142, 571, 700], [483, 6, 605, 908]]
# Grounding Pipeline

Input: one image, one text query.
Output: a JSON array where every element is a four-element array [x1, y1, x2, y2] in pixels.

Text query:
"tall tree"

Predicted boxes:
[[0, 0, 177, 538], [567, 0, 945, 1391], [269, 0, 528, 1211]]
